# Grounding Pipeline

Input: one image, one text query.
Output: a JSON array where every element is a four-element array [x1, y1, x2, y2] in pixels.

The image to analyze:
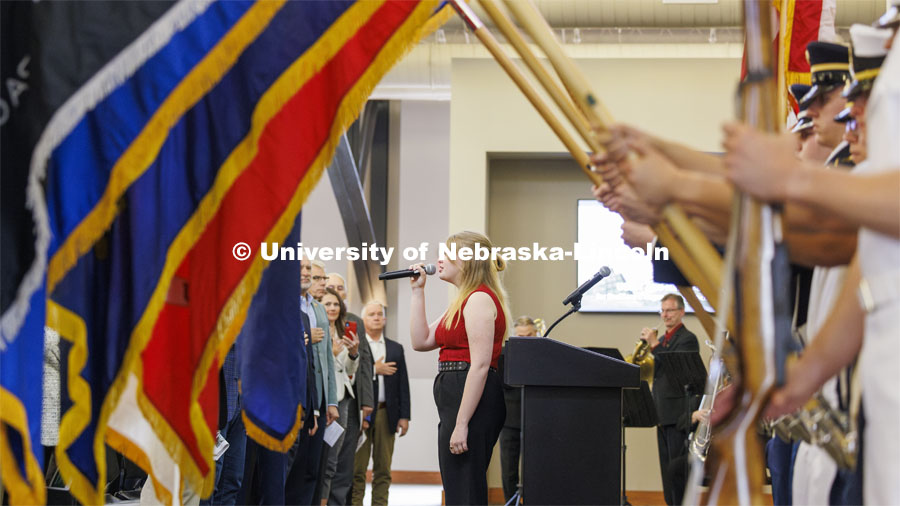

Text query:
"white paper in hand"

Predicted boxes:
[[356, 431, 367, 452], [323, 421, 344, 447]]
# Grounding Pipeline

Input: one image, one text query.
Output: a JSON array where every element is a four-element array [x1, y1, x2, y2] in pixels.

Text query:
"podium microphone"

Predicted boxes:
[[562, 266, 612, 306], [378, 264, 437, 281], [544, 267, 612, 338]]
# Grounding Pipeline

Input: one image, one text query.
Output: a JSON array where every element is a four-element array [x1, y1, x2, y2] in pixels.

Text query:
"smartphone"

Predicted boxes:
[[344, 321, 357, 338]]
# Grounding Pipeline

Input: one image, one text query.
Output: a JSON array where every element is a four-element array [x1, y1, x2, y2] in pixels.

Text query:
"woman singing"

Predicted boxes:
[[409, 231, 509, 505]]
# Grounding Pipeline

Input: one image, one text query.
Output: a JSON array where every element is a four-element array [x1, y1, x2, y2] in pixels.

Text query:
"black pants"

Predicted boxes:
[[285, 399, 326, 505], [241, 439, 286, 506], [657, 424, 689, 506], [434, 368, 505, 506], [498, 426, 521, 502]]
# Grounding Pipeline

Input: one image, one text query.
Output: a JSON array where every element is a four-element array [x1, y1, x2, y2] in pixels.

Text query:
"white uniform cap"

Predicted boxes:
[[850, 24, 892, 58]]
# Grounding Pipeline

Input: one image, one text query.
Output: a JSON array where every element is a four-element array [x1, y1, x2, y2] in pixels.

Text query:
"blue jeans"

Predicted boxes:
[[766, 436, 798, 506], [202, 410, 247, 505]]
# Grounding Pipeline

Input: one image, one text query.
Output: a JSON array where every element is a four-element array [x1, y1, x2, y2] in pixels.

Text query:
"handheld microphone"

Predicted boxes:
[[562, 266, 612, 306], [378, 264, 437, 281]]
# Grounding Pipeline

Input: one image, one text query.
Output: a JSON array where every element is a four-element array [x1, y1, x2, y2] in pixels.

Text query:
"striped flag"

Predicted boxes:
[[739, 1, 836, 113], [2, 2, 178, 503], [1, 1, 452, 504], [776, 0, 837, 113]]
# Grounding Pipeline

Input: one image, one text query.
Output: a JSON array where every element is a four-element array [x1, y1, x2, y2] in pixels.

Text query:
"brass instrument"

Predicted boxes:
[[532, 318, 547, 337], [771, 393, 857, 470], [688, 356, 730, 462], [626, 326, 659, 385]]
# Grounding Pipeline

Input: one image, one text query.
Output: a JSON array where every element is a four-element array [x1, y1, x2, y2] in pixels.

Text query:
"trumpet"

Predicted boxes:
[[626, 325, 660, 385]]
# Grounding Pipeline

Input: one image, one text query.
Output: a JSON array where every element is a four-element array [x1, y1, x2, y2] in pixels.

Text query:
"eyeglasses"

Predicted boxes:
[[312, 276, 327, 282], [660, 308, 682, 315]]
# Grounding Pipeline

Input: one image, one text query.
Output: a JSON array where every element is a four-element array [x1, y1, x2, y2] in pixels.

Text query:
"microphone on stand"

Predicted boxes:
[[545, 267, 612, 338], [562, 266, 612, 306], [378, 264, 437, 281]]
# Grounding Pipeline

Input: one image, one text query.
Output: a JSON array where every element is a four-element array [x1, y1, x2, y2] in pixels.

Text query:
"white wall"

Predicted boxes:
[[386, 100, 451, 472], [449, 57, 740, 233]]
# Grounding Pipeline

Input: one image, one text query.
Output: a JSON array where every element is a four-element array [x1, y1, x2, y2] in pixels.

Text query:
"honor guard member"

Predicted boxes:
[[833, 24, 891, 137], [800, 41, 853, 167], [790, 83, 814, 134], [853, 4, 900, 502]]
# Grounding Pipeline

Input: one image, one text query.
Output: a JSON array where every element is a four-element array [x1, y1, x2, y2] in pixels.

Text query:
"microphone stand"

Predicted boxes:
[[543, 296, 581, 338]]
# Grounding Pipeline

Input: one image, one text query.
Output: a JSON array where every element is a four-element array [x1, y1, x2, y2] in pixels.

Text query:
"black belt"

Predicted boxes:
[[438, 361, 497, 373], [439, 361, 470, 372]]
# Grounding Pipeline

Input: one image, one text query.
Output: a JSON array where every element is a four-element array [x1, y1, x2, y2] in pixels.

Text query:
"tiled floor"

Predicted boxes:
[[359, 483, 443, 506], [104, 483, 445, 506]]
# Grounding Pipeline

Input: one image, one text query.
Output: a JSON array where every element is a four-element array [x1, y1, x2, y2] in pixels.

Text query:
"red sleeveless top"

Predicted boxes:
[[435, 284, 507, 369]]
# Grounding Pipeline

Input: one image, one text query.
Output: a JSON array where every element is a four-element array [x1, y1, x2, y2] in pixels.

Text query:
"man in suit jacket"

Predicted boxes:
[[286, 260, 337, 505], [351, 301, 410, 506], [640, 293, 701, 506]]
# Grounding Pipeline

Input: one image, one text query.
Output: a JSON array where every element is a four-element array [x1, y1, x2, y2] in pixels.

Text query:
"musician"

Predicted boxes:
[[408, 231, 509, 505], [640, 293, 701, 506]]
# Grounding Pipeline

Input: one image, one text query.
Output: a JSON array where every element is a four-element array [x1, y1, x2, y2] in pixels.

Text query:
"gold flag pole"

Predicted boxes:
[[450, 0, 720, 307], [449, 0, 601, 186], [499, 0, 725, 294], [477, 0, 600, 153]]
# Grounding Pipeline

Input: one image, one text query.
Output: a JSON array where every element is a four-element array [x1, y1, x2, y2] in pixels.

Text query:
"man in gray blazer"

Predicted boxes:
[[324, 273, 375, 504]]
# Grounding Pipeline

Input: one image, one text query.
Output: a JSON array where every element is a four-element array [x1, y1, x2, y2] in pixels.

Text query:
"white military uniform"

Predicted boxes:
[[792, 248, 849, 504], [856, 30, 900, 504]]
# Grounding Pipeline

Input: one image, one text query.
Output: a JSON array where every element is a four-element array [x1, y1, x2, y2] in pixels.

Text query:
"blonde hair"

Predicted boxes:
[[442, 231, 510, 338], [513, 316, 535, 328]]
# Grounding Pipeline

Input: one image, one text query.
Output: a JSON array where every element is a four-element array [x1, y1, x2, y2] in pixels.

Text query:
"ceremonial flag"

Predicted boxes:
[[2, 1, 177, 503], [237, 214, 306, 452], [0, 293, 45, 505], [4, 1, 454, 504], [739, 0, 836, 115], [776, 0, 837, 111]]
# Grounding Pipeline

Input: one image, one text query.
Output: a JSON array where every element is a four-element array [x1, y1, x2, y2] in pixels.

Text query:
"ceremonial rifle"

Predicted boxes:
[[689, 1, 795, 503]]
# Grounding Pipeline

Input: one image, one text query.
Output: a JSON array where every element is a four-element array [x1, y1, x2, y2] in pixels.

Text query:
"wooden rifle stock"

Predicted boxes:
[[700, 2, 793, 504]]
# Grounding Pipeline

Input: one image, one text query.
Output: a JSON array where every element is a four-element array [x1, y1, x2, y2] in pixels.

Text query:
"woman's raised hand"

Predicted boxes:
[[409, 263, 428, 289], [341, 330, 360, 357]]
